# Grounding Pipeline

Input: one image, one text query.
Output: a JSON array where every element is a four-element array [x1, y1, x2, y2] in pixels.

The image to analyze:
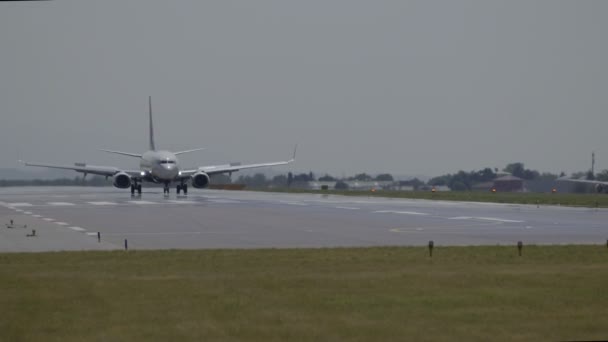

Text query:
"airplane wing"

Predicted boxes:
[[556, 177, 608, 186], [22, 161, 142, 178], [179, 146, 297, 177]]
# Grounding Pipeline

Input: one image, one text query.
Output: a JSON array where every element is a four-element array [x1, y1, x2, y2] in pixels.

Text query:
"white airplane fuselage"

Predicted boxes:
[[140, 150, 180, 183]]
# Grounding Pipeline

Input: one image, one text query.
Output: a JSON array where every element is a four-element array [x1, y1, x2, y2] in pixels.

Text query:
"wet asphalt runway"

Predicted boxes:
[[1, 187, 607, 251]]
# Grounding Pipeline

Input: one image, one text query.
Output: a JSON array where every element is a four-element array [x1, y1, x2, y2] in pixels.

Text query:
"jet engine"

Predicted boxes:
[[191, 172, 210, 188], [112, 172, 132, 189], [596, 184, 604, 193]]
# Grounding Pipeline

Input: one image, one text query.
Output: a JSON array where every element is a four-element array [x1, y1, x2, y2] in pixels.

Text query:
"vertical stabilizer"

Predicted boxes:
[[148, 96, 156, 151]]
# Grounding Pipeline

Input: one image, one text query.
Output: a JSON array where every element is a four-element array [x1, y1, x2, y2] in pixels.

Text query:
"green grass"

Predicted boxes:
[[256, 188, 608, 208], [2, 246, 608, 341]]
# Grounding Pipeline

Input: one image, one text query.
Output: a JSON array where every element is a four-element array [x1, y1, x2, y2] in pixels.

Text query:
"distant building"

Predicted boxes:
[[492, 175, 524, 192]]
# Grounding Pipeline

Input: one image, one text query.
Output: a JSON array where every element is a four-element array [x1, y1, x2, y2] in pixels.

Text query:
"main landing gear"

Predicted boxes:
[[176, 183, 188, 195], [163, 182, 170, 195], [130, 183, 142, 196]]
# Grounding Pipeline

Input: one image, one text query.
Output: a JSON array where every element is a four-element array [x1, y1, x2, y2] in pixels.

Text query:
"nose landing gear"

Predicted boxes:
[[163, 182, 170, 195]]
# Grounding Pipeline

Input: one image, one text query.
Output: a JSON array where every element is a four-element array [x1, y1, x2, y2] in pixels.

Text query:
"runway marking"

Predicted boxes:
[[103, 231, 203, 236], [86, 232, 98, 236], [390, 227, 425, 233], [43, 218, 55, 221], [374, 210, 429, 216], [280, 201, 308, 206], [47, 202, 75, 206], [167, 200, 198, 204], [23, 211, 33, 215], [69, 226, 86, 231], [9, 203, 32, 207], [448, 216, 524, 223], [208, 199, 241, 204], [474, 217, 524, 223], [32, 215, 42, 218], [87, 201, 118, 206], [55, 222, 69, 226], [128, 200, 158, 205], [335, 206, 360, 210]]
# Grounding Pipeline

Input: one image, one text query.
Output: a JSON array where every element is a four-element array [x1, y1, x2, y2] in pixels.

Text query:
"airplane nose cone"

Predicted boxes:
[[157, 165, 178, 179]]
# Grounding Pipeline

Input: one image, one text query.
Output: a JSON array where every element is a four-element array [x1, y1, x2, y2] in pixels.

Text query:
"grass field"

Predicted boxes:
[[258, 188, 608, 208], [2, 246, 608, 341]]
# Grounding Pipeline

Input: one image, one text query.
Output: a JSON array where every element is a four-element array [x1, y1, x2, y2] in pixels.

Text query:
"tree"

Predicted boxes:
[[210, 174, 232, 184], [352, 173, 373, 181], [450, 180, 468, 191], [428, 175, 450, 186], [272, 174, 288, 187], [503, 162, 539, 180], [334, 181, 349, 190], [308, 172, 315, 181], [596, 170, 608, 182], [448, 171, 472, 191], [399, 178, 424, 190], [538, 172, 558, 181], [375, 173, 394, 182], [293, 173, 312, 182], [503, 163, 525, 178], [236, 173, 268, 187], [318, 174, 336, 182]]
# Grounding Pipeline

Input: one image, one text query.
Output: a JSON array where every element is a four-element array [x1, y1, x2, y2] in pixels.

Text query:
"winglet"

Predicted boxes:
[[291, 144, 298, 162]]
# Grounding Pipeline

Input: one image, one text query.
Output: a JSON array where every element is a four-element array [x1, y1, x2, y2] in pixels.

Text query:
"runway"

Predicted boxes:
[[1, 187, 607, 251]]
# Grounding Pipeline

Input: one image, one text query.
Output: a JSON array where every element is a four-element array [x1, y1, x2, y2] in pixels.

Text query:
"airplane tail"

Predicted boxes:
[[149, 96, 156, 151]]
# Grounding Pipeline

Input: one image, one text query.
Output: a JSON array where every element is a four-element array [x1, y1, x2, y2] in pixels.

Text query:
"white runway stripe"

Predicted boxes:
[[167, 200, 198, 204], [43, 218, 54, 221], [374, 210, 429, 216], [47, 202, 75, 206], [279, 201, 308, 206], [448, 216, 523, 223], [69, 226, 85, 231], [8, 203, 32, 207], [474, 217, 524, 223], [87, 201, 118, 206], [86, 232, 98, 236], [32, 215, 42, 218], [23, 211, 33, 215], [128, 200, 158, 205], [55, 222, 69, 226], [335, 207, 360, 210], [208, 199, 241, 204]]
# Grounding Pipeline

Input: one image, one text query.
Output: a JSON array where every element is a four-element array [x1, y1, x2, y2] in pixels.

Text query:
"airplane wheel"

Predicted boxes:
[[131, 185, 135, 195], [183, 185, 188, 194], [177, 185, 181, 194], [137, 185, 142, 194]]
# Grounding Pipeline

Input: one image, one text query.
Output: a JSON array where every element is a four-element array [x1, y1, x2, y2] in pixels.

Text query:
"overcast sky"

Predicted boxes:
[[1, 1, 607, 178]]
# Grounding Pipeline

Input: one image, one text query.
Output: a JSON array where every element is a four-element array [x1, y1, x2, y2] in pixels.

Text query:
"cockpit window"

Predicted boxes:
[[160, 160, 176, 164]]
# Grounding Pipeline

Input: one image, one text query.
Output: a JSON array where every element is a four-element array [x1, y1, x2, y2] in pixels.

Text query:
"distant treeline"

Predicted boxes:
[[0, 177, 111, 187]]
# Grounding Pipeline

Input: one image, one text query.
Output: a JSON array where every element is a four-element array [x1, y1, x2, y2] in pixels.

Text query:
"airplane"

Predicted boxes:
[[23, 97, 296, 195]]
